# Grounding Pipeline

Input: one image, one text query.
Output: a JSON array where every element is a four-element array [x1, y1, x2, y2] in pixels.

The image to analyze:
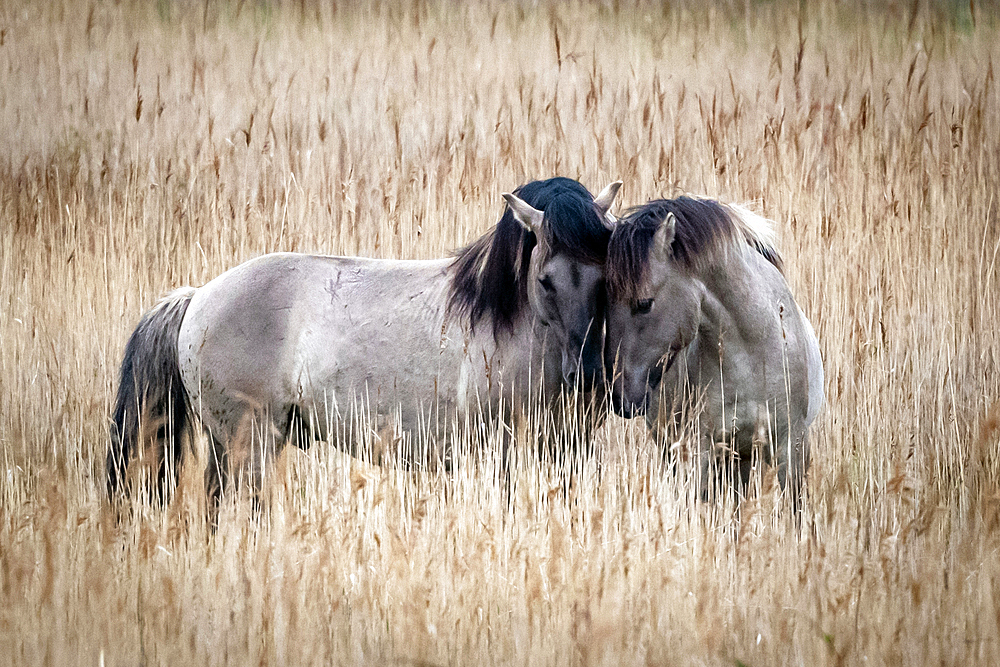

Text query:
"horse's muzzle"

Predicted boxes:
[[610, 387, 647, 419], [610, 360, 668, 419], [562, 353, 604, 392]]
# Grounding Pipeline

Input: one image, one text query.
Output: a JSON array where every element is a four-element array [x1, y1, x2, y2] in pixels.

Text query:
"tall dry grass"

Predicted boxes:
[[1, 0, 999, 664]]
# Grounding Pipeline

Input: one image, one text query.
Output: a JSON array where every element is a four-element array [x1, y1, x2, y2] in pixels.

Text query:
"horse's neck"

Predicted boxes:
[[439, 299, 562, 412], [500, 318, 562, 387], [694, 250, 774, 347]]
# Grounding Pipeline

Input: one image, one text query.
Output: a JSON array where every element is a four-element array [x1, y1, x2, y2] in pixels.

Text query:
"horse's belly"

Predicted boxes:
[[292, 318, 475, 441], [297, 361, 462, 438]]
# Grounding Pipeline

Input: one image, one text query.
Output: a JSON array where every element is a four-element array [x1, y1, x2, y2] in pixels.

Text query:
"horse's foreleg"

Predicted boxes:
[[697, 432, 743, 505], [286, 404, 315, 451], [773, 426, 808, 514]]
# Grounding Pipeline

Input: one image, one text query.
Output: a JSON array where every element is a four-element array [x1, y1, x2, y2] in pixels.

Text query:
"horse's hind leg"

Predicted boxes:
[[789, 433, 809, 514], [202, 402, 286, 523], [204, 431, 229, 527], [230, 404, 289, 517], [737, 455, 755, 502]]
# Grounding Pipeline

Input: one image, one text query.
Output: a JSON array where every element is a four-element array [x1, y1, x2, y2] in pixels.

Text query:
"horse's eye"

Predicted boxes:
[[538, 276, 555, 292], [632, 298, 654, 315]]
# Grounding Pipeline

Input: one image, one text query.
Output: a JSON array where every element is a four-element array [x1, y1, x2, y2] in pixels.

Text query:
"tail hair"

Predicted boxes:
[[108, 287, 196, 503]]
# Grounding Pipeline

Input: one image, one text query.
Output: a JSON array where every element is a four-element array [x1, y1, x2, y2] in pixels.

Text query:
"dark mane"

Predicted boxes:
[[607, 197, 784, 302], [447, 177, 611, 338]]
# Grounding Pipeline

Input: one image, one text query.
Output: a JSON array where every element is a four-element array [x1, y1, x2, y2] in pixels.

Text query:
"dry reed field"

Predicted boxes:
[[2, 0, 999, 664]]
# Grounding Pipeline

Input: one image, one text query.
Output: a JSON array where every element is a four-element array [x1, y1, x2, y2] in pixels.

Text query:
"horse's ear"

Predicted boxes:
[[502, 193, 544, 234], [594, 180, 623, 231], [652, 212, 677, 262]]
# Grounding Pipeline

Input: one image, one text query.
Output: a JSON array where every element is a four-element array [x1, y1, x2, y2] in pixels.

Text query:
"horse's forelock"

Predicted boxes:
[[448, 177, 603, 339], [607, 205, 661, 303], [536, 191, 609, 265]]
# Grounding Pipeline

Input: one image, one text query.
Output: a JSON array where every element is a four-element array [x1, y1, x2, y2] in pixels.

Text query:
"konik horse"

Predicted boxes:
[[108, 177, 621, 511]]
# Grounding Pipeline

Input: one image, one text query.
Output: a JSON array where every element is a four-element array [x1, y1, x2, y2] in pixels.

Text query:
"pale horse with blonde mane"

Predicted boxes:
[[604, 197, 823, 507]]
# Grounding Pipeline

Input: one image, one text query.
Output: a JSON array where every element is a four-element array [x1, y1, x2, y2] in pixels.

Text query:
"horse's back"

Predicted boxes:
[[290, 255, 466, 427], [177, 252, 468, 441]]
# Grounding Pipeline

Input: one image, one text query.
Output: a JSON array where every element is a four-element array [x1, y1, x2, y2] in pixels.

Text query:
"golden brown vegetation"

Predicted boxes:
[[1, 0, 999, 664]]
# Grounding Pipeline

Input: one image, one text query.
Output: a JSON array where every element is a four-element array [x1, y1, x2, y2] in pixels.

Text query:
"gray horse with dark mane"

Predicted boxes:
[[108, 177, 621, 511], [604, 197, 823, 507]]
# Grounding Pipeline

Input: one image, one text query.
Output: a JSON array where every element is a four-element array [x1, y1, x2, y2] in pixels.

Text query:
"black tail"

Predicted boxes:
[[108, 287, 196, 503]]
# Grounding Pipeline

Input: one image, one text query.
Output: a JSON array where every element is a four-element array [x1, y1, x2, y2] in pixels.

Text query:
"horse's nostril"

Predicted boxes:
[[613, 398, 634, 419]]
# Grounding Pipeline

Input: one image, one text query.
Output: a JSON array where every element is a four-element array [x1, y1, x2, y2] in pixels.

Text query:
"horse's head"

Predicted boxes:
[[605, 209, 702, 418], [503, 180, 621, 390]]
